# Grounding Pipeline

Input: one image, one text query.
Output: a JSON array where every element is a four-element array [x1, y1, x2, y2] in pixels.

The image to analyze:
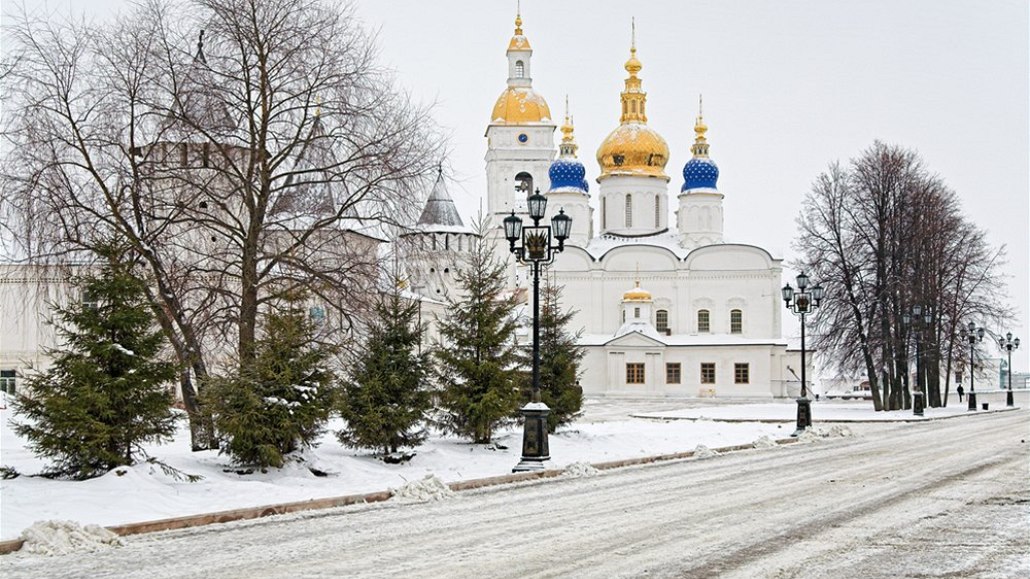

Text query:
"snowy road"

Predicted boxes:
[[5, 409, 1028, 578]]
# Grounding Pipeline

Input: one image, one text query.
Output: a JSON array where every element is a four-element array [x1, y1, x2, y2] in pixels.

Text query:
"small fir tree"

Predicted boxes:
[[434, 229, 522, 444], [204, 296, 336, 468], [527, 279, 585, 433], [14, 248, 178, 480], [338, 287, 432, 455]]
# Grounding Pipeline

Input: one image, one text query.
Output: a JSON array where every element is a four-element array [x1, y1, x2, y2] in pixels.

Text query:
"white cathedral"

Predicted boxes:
[[411, 14, 804, 399]]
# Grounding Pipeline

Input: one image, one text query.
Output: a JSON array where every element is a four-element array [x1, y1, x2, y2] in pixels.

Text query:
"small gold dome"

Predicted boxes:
[[597, 123, 670, 179], [491, 87, 552, 124], [625, 48, 642, 75], [623, 280, 653, 302], [508, 12, 531, 51]]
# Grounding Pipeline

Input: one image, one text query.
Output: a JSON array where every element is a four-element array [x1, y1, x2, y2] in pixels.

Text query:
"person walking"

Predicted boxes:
[[957, 384, 965, 402]]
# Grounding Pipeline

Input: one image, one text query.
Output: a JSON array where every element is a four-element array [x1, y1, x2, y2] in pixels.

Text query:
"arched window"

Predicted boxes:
[[601, 197, 607, 229], [634, 307, 641, 319], [514, 172, 533, 196], [655, 194, 661, 227], [730, 309, 743, 334], [697, 309, 710, 333], [656, 309, 669, 333], [515, 60, 525, 78], [625, 194, 633, 227]]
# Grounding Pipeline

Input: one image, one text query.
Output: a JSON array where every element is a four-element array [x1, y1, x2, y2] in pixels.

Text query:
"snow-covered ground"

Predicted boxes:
[[0, 398, 1008, 542], [4, 405, 1026, 578]]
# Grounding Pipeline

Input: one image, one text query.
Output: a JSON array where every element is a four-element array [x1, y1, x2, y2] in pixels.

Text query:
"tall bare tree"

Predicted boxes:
[[795, 142, 1010, 411], [2, 0, 444, 447]]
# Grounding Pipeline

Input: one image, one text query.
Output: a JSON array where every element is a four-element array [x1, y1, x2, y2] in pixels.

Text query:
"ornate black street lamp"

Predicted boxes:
[[782, 272, 824, 436], [901, 305, 932, 416], [959, 322, 985, 411], [504, 189, 571, 472], [998, 332, 1020, 407]]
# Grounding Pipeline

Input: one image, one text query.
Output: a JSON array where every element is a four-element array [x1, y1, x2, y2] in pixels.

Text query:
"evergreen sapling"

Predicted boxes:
[[434, 229, 522, 444], [14, 250, 178, 480], [205, 296, 336, 468], [338, 287, 432, 456]]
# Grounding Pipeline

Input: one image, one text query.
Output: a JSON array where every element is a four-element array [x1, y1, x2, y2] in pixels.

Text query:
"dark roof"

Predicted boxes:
[[417, 169, 465, 228]]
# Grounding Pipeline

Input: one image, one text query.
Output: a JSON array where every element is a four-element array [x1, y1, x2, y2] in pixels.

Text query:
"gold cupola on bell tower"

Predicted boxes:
[[489, 10, 551, 125]]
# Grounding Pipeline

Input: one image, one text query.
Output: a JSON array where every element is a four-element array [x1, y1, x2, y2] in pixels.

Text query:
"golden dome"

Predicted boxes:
[[597, 123, 669, 179], [491, 87, 552, 124], [623, 280, 653, 302], [596, 24, 669, 181], [624, 49, 642, 76]]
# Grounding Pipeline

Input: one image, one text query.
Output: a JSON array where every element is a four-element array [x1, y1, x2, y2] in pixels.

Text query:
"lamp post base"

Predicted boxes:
[[513, 403, 551, 473], [913, 391, 924, 416], [1007, 390, 1014, 407], [968, 392, 977, 411], [791, 397, 812, 437]]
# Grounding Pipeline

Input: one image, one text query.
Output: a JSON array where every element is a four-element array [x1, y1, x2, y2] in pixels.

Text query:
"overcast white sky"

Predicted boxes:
[[7, 0, 1029, 372]]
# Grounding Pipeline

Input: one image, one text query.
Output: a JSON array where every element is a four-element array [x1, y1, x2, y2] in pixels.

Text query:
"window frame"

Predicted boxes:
[[734, 363, 750, 384], [666, 363, 681, 384], [697, 309, 710, 333], [626, 363, 645, 384], [730, 309, 743, 334], [656, 309, 669, 333], [700, 362, 716, 384], [0, 369, 16, 395]]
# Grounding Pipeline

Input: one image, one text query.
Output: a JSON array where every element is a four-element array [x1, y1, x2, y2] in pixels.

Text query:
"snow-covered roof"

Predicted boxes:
[[680, 186, 720, 195], [403, 224, 478, 236], [584, 230, 689, 260], [549, 186, 589, 195], [581, 332, 790, 348], [613, 320, 663, 341]]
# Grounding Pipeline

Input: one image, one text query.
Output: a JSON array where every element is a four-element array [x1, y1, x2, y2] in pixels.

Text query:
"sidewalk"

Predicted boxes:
[[631, 401, 1021, 423]]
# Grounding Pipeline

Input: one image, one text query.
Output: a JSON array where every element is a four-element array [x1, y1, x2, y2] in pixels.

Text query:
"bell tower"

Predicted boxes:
[[484, 10, 556, 222]]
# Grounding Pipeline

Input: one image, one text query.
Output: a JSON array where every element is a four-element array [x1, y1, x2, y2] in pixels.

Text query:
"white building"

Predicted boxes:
[[470, 14, 802, 398]]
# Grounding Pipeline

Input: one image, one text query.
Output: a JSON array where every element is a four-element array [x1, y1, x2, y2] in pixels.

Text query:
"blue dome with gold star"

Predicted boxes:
[[549, 157, 589, 192], [548, 102, 589, 193], [682, 157, 719, 191]]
